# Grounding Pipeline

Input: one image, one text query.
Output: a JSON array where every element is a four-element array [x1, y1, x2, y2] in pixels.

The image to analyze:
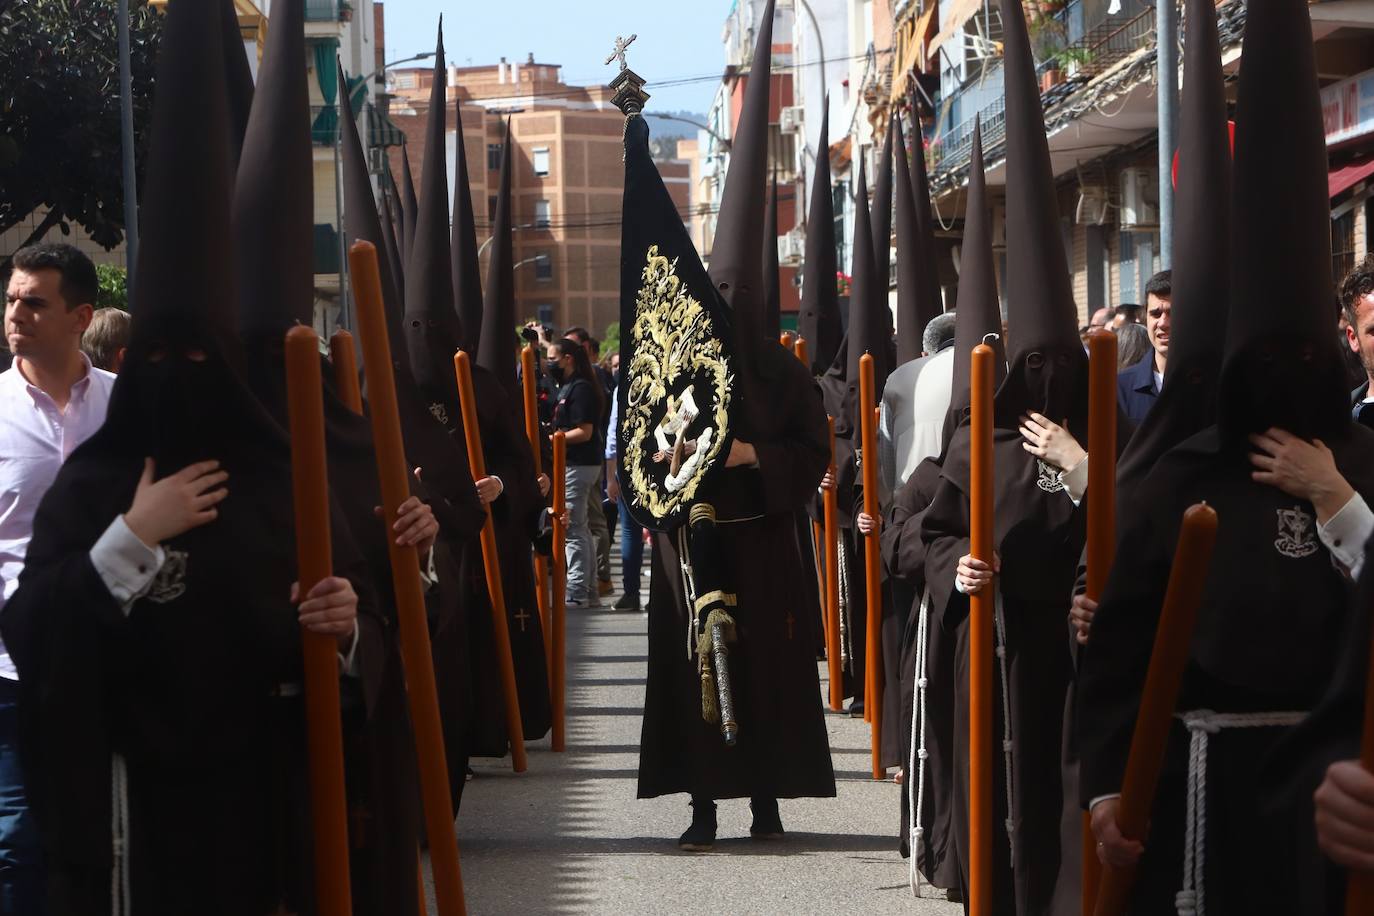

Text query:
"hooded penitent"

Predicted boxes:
[[398, 141, 419, 267], [1113, 0, 1229, 494], [894, 114, 943, 364], [764, 177, 782, 341], [476, 120, 519, 401], [843, 157, 895, 430], [401, 26, 551, 754], [871, 118, 895, 335], [0, 1, 357, 909], [219, 0, 254, 169], [798, 103, 842, 375], [380, 169, 407, 301], [451, 94, 486, 355]]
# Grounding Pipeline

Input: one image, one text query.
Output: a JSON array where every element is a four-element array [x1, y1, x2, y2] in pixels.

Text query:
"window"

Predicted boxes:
[[532, 147, 551, 177], [534, 200, 551, 228], [534, 252, 553, 281], [487, 144, 503, 171], [1333, 209, 1357, 286], [537, 304, 554, 325]]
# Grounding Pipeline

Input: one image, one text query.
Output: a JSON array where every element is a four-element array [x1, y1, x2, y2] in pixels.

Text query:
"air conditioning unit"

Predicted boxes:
[[1119, 167, 1159, 229], [1076, 186, 1111, 225], [778, 229, 805, 264], [779, 106, 804, 134]]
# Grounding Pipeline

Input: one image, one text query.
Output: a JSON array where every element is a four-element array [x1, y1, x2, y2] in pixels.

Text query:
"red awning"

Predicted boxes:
[[1330, 154, 1374, 199]]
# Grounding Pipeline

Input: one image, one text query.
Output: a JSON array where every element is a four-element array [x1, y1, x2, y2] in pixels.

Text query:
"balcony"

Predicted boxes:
[[305, 0, 351, 23], [1030, 0, 1154, 81], [310, 104, 405, 148]]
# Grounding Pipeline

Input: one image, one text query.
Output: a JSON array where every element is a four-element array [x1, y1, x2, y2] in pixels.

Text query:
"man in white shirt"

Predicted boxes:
[[0, 243, 113, 912]]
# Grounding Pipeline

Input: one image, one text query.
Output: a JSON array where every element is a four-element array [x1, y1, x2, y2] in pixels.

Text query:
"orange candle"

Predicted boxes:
[[1094, 503, 1219, 916], [1083, 328, 1118, 912], [348, 241, 467, 916], [794, 337, 809, 368], [284, 326, 353, 916], [860, 353, 883, 778], [824, 416, 842, 712], [551, 431, 568, 752], [521, 345, 554, 677], [328, 329, 363, 414], [780, 331, 795, 352], [969, 343, 996, 916], [452, 351, 528, 774]]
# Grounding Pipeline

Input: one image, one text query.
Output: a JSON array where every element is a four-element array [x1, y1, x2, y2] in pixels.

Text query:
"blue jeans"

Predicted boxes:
[[0, 677, 43, 915], [618, 500, 644, 600]]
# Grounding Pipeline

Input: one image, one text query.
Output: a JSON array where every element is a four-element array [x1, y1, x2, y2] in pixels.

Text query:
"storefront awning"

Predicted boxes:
[[1330, 154, 1374, 199]]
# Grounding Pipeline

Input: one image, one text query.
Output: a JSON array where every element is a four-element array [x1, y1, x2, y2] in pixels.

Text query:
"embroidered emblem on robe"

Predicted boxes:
[[1035, 459, 1064, 493], [147, 549, 188, 604], [1275, 506, 1318, 559]]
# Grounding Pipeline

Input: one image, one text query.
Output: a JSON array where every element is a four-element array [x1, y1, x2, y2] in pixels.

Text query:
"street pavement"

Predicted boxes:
[[429, 550, 963, 915]]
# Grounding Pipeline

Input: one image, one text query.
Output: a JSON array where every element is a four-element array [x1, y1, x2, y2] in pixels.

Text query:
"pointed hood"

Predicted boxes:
[[992, 0, 1086, 427], [404, 21, 468, 412], [763, 176, 782, 340], [450, 93, 484, 354], [128, 0, 237, 362], [379, 178, 406, 302], [398, 141, 419, 268], [871, 117, 894, 331], [707, 0, 775, 374], [1218, 0, 1346, 440], [233, 0, 312, 338], [944, 120, 1005, 446], [799, 103, 841, 373], [1117, 0, 1230, 486], [476, 119, 516, 396], [219, 0, 254, 170], [843, 157, 894, 426], [894, 114, 943, 363]]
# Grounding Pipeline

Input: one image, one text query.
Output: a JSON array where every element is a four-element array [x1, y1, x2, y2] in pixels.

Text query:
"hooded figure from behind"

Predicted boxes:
[[0, 2, 381, 912]]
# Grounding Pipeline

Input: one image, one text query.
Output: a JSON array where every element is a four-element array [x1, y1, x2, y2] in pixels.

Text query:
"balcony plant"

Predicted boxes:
[[339, 0, 353, 22]]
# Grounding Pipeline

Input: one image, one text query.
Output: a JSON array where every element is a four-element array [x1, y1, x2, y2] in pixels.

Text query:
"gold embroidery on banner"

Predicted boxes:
[[623, 245, 733, 521]]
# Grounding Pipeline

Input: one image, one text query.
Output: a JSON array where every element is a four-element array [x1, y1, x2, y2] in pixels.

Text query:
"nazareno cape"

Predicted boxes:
[[1075, 0, 1374, 911], [0, 2, 383, 911]]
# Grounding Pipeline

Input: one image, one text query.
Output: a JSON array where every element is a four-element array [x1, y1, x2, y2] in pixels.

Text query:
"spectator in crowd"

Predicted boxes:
[[1083, 306, 1113, 343], [1, 242, 115, 911], [603, 378, 644, 612], [81, 306, 131, 373], [1115, 322, 1152, 371], [548, 337, 606, 609], [1110, 302, 1143, 329], [1115, 270, 1171, 423], [564, 325, 614, 596], [1341, 254, 1374, 426]]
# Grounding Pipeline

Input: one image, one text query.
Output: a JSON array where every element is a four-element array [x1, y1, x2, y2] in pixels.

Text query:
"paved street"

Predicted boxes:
[[432, 553, 963, 915]]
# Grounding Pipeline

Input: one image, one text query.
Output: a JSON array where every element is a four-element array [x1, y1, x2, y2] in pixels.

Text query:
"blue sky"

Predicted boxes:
[[380, 1, 728, 115]]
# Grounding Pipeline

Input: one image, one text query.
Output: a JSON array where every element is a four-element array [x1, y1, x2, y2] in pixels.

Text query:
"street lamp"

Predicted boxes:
[[645, 112, 730, 150], [334, 51, 435, 330]]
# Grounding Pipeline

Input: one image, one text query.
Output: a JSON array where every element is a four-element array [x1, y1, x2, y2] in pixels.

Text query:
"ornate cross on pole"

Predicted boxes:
[[605, 34, 638, 71]]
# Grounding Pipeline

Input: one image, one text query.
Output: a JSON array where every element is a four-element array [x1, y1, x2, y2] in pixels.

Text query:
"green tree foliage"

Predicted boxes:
[[599, 321, 620, 360], [0, 0, 162, 255], [95, 262, 127, 309]]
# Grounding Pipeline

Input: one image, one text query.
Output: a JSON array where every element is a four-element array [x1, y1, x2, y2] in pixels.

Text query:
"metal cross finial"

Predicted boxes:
[[605, 34, 638, 71]]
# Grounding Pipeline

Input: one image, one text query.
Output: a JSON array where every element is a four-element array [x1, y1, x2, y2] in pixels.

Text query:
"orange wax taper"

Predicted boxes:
[[794, 337, 809, 368], [1348, 601, 1374, 914], [328, 329, 363, 414], [859, 353, 883, 778], [1083, 329, 1118, 912], [348, 241, 467, 916], [1094, 503, 1218, 916], [551, 432, 568, 752], [780, 331, 795, 352], [969, 343, 996, 916], [453, 351, 528, 773], [284, 326, 353, 916], [824, 416, 842, 711], [521, 345, 554, 680]]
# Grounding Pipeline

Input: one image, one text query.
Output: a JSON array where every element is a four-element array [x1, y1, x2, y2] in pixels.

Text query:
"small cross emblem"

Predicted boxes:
[[514, 606, 531, 632], [605, 34, 638, 71]]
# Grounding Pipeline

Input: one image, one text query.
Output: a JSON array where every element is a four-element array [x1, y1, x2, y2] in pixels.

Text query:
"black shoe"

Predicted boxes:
[[613, 593, 641, 612], [678, 798, 717, 851], [749, 796, 784, 840], [847, 699, 864, 719]]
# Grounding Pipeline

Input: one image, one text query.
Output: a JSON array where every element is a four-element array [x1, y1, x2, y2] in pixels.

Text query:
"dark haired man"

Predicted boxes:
[[1342, 254, 1374, 426], [0, 242, 113, 912], [1116, 269, 1172, 423]]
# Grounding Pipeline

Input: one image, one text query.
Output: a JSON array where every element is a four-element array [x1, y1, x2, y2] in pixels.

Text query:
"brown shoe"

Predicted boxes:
[[598, 578, 614, 597]]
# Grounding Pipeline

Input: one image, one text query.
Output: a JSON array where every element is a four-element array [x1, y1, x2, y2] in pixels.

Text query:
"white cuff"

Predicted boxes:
[[91, 516, 166, 614], [1088, 793, 1121, 811], [337, 622, 360, 677], [954, 572, 970, 595], [491, 475, 505, 499], [1062, 455, 1089, 506], [1318, 491, 1374, 581]]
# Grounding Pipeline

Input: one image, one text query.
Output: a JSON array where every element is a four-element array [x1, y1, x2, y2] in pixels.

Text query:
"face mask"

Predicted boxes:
[[548, 359, 565, 385]]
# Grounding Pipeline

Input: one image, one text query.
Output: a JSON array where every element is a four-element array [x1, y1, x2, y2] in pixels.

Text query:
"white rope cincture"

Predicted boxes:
[[909, 587, 932, 897], [994, 593, 1015, 865], [838, 542, 852, 671], [1174, 709, 1306, 916], [110, 752, 131, 916], [678, 526, 698, 661]]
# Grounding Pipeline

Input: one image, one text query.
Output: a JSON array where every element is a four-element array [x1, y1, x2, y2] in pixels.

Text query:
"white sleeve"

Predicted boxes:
[[1061, 455, 1089, 507], [90, 516, 166, 615], [1089, 793, 1121, 811], [954, 573, 970, 596], [1317, 491, 1374, 581], [337, 623, 361, 677]]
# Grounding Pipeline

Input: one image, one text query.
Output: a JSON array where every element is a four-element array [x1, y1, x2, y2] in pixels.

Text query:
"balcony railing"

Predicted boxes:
[[927, 93, 1006, 178], [1031, 0, 1154, 79], [309, 105, 405, 148], [305, 0, 346, 23]]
